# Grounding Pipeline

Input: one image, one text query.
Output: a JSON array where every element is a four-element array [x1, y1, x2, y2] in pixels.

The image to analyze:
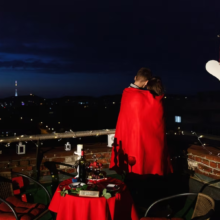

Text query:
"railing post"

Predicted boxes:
[[35, 139, 41, 181]]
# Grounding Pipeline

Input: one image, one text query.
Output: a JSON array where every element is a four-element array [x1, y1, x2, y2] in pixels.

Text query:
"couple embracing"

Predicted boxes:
[[110, 68, 173, 176]]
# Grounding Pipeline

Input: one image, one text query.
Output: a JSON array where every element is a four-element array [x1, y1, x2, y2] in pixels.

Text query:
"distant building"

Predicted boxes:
[[15, 80, 18, 97]]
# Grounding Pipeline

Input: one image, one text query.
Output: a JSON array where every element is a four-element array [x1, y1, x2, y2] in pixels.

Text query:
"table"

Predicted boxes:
[[49, 177, 139, 220]]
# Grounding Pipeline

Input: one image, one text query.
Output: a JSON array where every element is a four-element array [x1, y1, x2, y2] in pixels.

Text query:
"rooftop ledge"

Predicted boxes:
[[188, 145, 220, 184]]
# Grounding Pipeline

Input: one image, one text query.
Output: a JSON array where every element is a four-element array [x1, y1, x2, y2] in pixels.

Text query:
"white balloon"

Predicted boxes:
[[206, 60, 220, 80]]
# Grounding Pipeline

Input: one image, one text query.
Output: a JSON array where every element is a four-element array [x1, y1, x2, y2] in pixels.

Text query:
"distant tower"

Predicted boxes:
[[15, 80, 18, 97]]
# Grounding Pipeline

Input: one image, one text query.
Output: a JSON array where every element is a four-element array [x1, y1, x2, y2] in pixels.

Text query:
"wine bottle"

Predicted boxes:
[[78, 148, 86, 183]]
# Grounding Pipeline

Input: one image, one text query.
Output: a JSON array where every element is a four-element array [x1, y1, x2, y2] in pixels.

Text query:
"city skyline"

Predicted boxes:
[[0, 0, 220, 98]]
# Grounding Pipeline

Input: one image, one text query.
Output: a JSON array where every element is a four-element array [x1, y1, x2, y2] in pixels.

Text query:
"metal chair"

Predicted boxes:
[[141, 193, 215, 220], [0, 171, 51, 220]]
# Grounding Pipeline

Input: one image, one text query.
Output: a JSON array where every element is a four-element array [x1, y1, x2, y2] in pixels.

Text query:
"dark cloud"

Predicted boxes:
[[0, 0, 219, 94]]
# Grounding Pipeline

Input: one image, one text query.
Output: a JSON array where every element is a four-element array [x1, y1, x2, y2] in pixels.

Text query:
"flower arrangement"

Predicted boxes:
[[59, 184, 112, 199]]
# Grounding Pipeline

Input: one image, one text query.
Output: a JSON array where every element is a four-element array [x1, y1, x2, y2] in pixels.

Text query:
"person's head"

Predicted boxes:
[[134, 68, 152, 88], [147, 77, 164, 96]]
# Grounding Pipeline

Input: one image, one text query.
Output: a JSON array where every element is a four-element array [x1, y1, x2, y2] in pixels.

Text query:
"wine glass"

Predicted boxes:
[[128, 156, 136, 173]]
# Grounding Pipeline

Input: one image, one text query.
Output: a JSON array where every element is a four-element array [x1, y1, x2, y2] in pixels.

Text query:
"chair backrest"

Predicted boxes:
[[0, 171, 14, 199], [192, 193, 215, 220]]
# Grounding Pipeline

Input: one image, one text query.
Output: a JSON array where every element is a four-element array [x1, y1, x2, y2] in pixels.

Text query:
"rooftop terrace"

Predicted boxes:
[[1, 129, 220, 219]]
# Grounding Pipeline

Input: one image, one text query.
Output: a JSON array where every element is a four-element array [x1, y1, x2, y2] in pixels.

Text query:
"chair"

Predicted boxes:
[[141, 193, 215, 220], [0, 171, 51, 220]]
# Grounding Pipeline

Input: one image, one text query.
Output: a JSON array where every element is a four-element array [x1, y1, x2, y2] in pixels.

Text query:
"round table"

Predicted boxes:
[[49, 177, 139, 220]]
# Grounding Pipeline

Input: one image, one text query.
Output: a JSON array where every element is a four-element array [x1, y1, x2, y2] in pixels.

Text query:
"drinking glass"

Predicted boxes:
[[128, 156, 136, 172]]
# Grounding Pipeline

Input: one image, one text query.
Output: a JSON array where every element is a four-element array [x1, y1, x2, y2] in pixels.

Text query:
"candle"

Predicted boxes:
[[77, 144, 83, 153]]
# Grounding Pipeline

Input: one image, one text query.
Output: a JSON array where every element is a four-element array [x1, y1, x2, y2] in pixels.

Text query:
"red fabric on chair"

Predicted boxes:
[[21, 194, 28, 202], [29, 208, 43, 216], [12, 176, 24, 196], [0, 202, 43, 215], [0, 202, 27, 213], [37, 203, 46, 210], [0, 195, 46, 219], [6, 196, 37, 209], [13, 189, 21, 195], [140, 218, 184, 220], [0, 207, 45, 219], [12, 176, 24, 189], [0, 212, 33, 220]]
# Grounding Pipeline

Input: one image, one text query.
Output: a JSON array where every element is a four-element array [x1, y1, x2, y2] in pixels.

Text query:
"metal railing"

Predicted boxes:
[[0, 129, 116, 143], [1, 129, 220, 144], [182, 131, 220, 142], [1, 129, 220, 181]]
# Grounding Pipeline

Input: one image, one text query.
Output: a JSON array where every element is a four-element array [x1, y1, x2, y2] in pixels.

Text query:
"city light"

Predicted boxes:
[[175, 116, 181, 123]]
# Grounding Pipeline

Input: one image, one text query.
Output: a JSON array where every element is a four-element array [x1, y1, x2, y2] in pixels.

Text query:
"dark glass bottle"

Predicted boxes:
[[78, 148, 86, 183]]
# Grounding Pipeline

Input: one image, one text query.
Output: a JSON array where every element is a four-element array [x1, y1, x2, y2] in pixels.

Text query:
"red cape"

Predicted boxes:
[[110, 88, 173, 175]]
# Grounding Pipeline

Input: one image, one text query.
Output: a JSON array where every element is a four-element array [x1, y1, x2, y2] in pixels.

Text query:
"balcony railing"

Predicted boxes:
[[1, 129, 220, 182], [1, 129, 220, 144], [0, 129, 116, 143]]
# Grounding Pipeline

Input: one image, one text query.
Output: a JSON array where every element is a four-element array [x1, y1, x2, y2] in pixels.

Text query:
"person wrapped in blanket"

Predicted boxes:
[[110, 68, 173, 175]]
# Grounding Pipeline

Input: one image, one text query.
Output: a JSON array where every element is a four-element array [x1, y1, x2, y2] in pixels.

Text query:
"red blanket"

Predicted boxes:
[[110, 88, 173, 175]]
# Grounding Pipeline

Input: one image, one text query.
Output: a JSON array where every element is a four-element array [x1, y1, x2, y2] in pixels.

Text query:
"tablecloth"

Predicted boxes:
[[49, 177, 139, 220]]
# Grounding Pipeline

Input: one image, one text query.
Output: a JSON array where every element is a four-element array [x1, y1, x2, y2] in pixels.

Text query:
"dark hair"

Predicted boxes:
[[147, 77, 164, 96], [136, 67, 152, 82]]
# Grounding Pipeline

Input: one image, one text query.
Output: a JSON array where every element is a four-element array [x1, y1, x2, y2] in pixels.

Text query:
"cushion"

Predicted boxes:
[[0, 213, 33, 220], [12, 176, 24, 189], [37, 204, 46, 210], [0, 202, 43, 215], [140, 218, 184, 220], [29, 208, 42, 216], [0, 196, 46, 219], [6, 196, 37, 209], [0, 203, 27, 213]]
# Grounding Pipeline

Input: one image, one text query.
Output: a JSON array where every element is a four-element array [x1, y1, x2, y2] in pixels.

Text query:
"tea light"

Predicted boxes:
[[77, 144, 83, 153]]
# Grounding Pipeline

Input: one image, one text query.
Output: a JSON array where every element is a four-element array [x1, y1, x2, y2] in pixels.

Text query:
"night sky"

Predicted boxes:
[[0, 0, 220, 98]]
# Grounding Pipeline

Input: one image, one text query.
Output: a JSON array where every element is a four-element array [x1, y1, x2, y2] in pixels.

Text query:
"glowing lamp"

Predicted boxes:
[[65, 142, 71, 151], [16, 142, 26, 155], [107, 134, 115, 147]]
